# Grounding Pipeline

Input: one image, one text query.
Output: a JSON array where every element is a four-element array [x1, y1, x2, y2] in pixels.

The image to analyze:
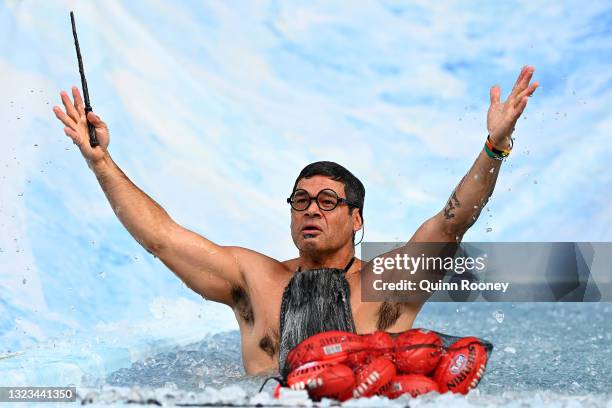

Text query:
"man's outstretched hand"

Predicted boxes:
[[53, 86, 110, 166], [487, 65, 539, 147]]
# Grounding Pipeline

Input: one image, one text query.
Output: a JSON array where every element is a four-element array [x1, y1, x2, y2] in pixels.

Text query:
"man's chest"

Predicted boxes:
[[237, 268, 420, 373], [244, 277, 416, 341]]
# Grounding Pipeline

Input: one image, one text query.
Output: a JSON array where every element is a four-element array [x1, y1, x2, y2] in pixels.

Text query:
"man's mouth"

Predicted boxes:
[[301, 226, 322, 238]]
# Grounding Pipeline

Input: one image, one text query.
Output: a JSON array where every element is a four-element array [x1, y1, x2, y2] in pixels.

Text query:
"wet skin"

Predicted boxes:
[[53, 66, 538, 374]]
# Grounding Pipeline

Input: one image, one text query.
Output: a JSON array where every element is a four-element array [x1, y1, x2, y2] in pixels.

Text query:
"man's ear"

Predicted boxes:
[[353, 209, 363, 231]]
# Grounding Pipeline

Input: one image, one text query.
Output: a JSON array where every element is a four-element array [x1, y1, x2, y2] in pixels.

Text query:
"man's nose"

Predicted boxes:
[[304, 198, 322, 216]]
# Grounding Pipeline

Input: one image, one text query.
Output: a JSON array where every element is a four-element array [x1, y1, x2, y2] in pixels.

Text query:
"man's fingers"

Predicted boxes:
[[87, 111, 107, 130], [490, 85, 501, 105], [510, 66, 526, 94], [520, 67, 535, 90], [511, 66, 535, 100], [515, 82, 539, 107], [60, 91, 80, 122], [72, 86, 85, 116], [527, 81, 539, 96], [514, 96, 529, 118], [63, 126, 83, 147], [53, 105, 77, 129]]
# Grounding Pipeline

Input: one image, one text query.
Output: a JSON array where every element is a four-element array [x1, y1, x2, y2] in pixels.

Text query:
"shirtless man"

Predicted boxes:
[[53, 66, 538, 375]]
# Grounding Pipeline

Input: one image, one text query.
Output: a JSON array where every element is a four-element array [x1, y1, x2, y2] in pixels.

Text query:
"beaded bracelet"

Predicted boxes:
[[484, 135, 513, 160]]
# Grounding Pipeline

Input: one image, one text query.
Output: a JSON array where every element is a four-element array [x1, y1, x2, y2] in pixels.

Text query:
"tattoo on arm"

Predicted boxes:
[[443, 190, 461, 220], [443, 176, 465, 220]]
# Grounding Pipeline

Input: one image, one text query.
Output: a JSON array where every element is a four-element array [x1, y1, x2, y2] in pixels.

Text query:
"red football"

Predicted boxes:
[[287, 361, 355, 401], [287, 360, 334, 391], [364, 331, 394, 361], [433, 336, 488, 394], [380, 374, 440, 399], [345, 349, 369, 369], [286, 331, 366, 371], [394, 329, 442, 374], [352, 357, 396, 398]]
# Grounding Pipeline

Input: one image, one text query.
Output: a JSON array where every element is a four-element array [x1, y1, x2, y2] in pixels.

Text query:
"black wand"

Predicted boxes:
[[70, 11, 99, 148]]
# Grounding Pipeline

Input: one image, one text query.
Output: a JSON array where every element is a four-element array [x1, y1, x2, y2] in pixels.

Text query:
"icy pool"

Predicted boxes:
[[4, 302, 609, 407]]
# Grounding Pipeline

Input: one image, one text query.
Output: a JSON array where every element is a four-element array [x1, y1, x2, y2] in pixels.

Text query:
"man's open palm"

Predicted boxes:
[[52, 86, 110, 165], [487, 65, 539, 146]]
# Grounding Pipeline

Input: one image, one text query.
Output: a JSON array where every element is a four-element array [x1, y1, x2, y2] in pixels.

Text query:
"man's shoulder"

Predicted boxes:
[[282, 257, 300, 272], [226, 246, 296, 276]]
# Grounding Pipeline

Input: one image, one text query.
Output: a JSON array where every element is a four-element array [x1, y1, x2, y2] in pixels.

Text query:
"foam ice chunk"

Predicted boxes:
[[340, 395, 403, 407], [252, 388, 313, 407]]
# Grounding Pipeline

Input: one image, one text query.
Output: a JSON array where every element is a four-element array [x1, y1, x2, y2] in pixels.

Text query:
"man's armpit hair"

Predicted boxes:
[[231, 285, 254, 326], [376, 302, 405, 331]]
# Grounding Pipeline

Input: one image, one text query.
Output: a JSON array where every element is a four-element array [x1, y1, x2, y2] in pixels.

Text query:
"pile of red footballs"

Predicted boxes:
[[276, 329, 489, 402]]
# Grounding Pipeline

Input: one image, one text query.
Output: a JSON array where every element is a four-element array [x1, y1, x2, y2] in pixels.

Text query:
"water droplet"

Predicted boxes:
[[473, 205, 479, 209], [474, 174, 480, 180], [486, 227, 493, 232], [492, 310, 504, 323], [99, 271, 106, 279], [489, 167, 495, 173]]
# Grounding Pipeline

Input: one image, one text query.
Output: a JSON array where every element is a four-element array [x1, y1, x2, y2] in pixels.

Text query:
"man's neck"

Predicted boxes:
[[298, 246, 355, 270]]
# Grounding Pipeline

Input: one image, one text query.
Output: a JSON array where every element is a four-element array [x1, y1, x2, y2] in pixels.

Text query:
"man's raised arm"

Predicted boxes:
[[53, 86, 244, 305], [411, 66, 539, 242]]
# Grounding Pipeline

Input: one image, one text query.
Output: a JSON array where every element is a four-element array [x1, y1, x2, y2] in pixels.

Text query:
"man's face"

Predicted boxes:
[[290, 175, 361, 254]]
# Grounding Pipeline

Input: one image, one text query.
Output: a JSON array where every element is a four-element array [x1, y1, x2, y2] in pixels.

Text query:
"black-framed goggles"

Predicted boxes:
[[286, 188, 359, 211]]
